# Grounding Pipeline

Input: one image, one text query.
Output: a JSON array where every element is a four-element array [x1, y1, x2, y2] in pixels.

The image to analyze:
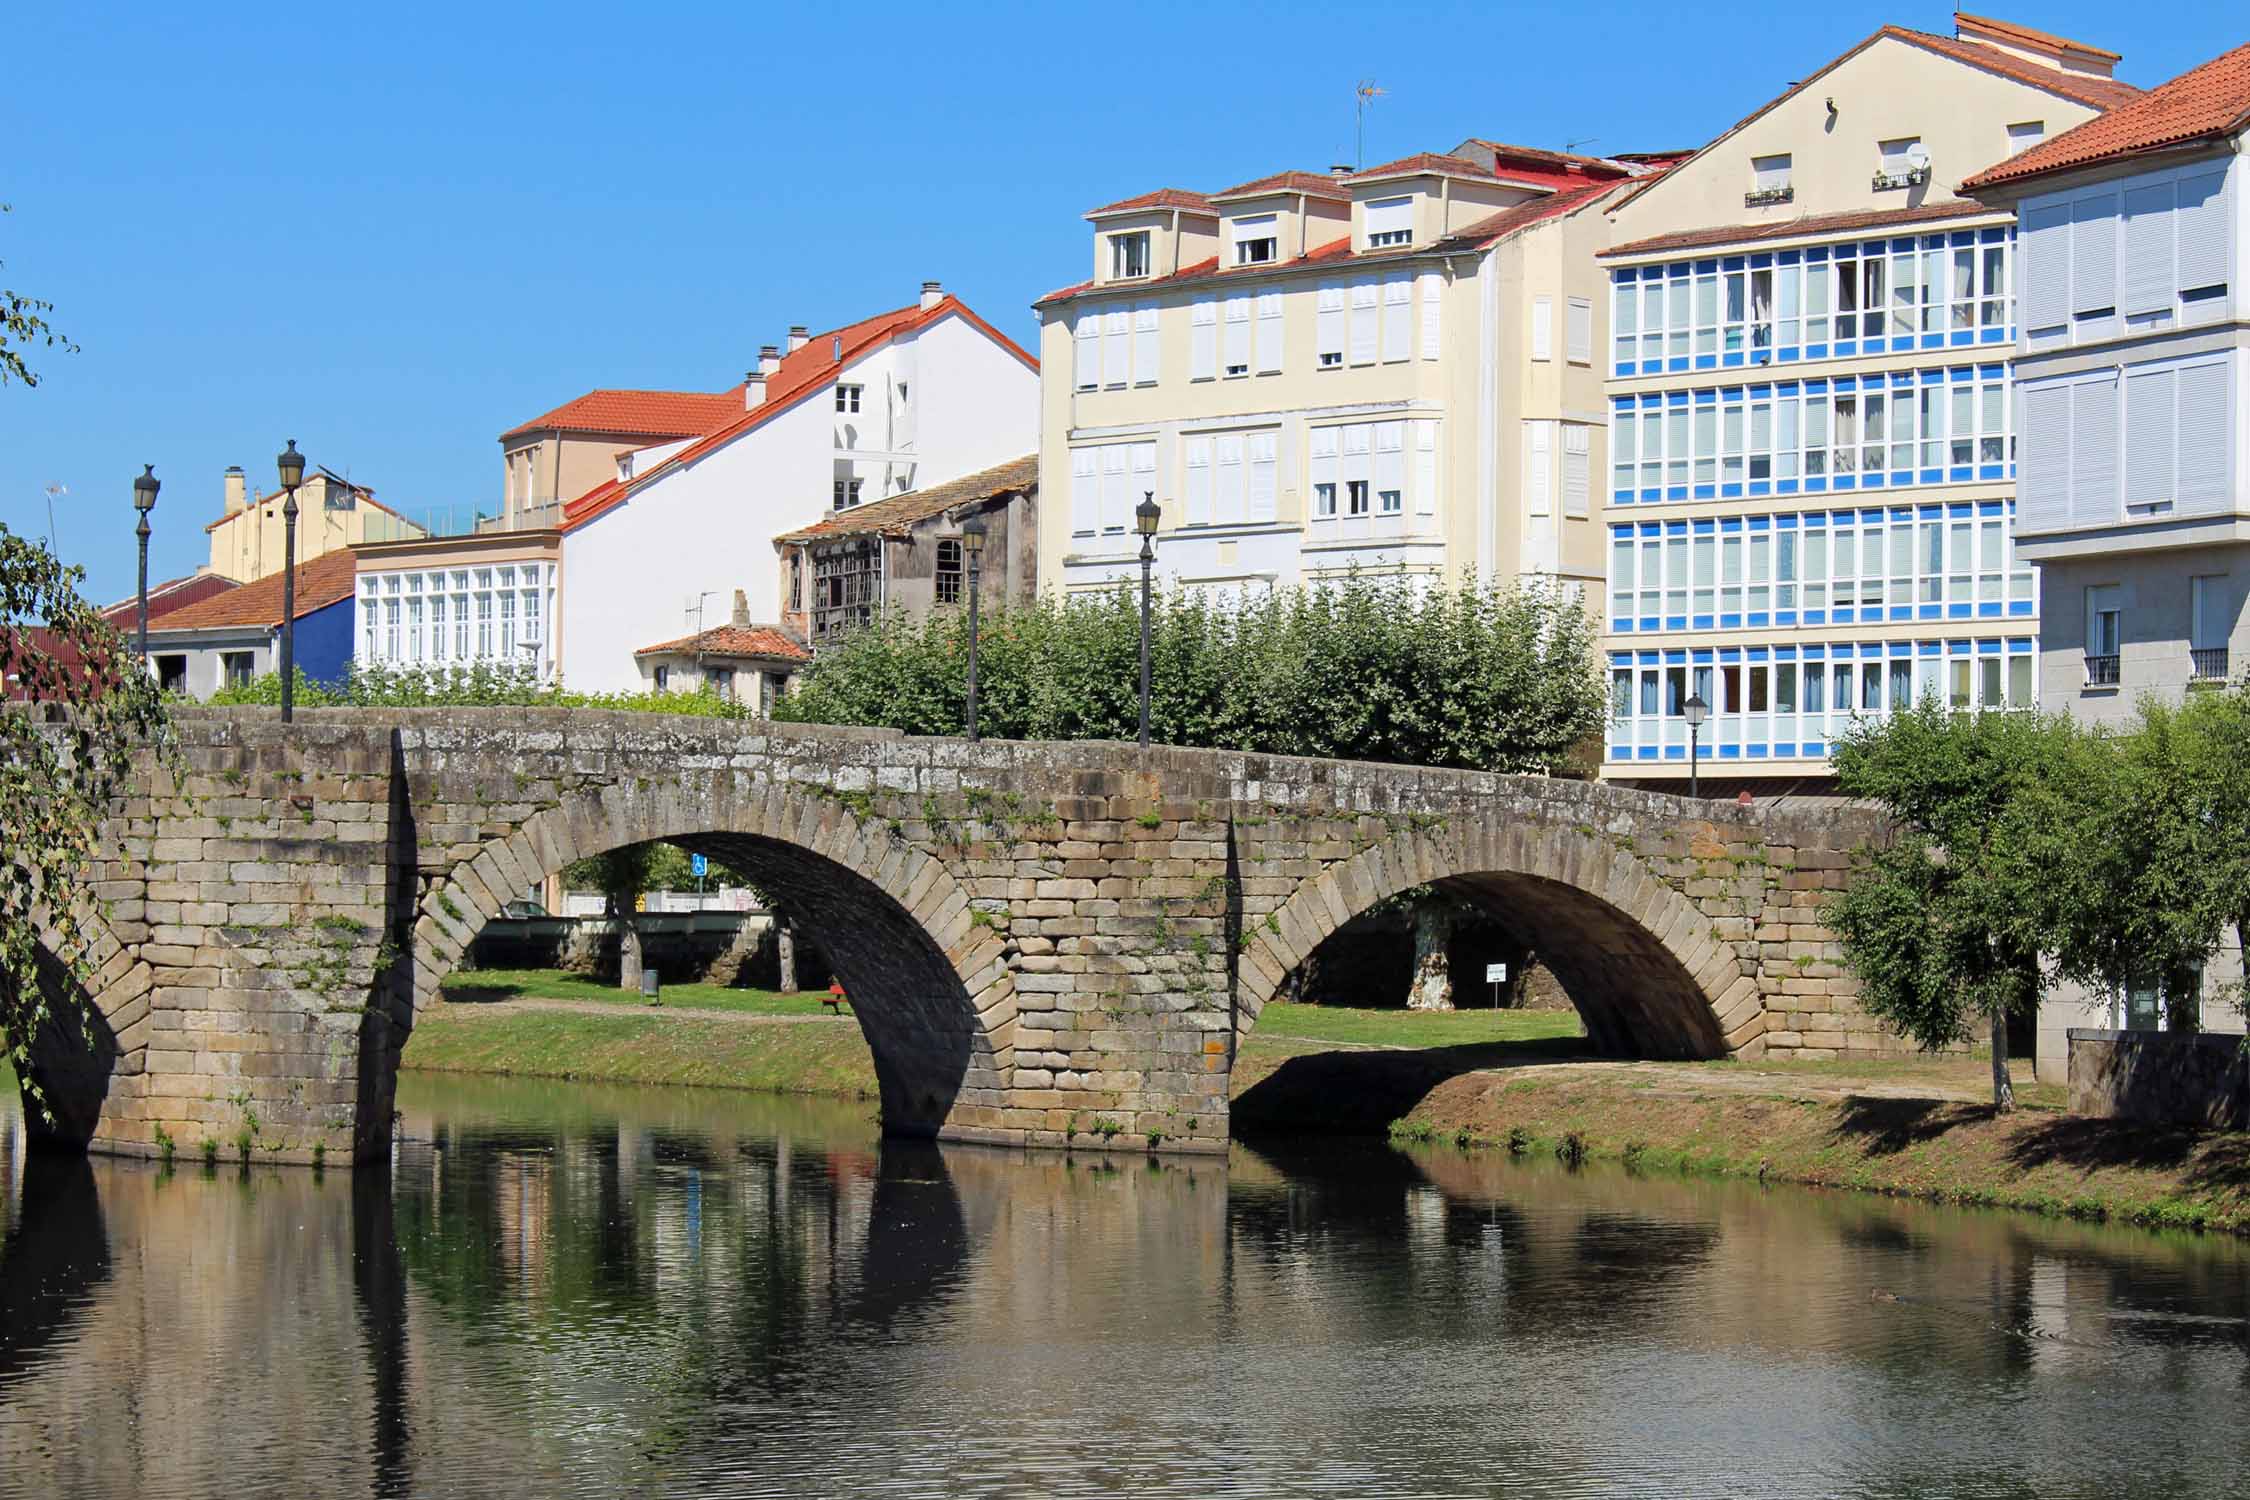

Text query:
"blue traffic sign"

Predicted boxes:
[[690, 853, 708, 878]]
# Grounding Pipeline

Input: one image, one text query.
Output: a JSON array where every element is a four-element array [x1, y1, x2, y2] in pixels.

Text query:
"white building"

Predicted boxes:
[[554, 284, 1038, 692]]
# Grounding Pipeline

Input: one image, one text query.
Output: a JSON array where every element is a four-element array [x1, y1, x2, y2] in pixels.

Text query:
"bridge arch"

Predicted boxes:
[[405, 773, 1014, 1148], [1236, 817, 1754, 1059], [4, 903, 153, 1155]]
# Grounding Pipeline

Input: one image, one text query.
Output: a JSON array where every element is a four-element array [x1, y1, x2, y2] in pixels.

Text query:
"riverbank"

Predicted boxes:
[[399, 975, 2250, 1235]]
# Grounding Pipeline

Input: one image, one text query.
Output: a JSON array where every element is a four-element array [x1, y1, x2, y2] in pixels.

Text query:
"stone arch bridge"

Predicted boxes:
[[18, 709, 1892, 1164]]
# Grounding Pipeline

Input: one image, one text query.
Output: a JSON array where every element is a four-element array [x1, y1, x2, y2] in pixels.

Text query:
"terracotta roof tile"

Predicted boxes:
[[1085, 188, 1215, 218], [502, 388, 746, 442], [150, 549, 358, 633], [100, 573, 236, 624], [1964, 41, 2250, 191], [1887, 26, 2141, 111], [1954, 12, 2121, 65], [1602, 199, 2004, 259], [1432, 179, 1634, 252], [1344, 152, 1497, 184], [1210, 170, 1353, 203], [774, 454, 1036, 544], [635, 624, 810, 662]]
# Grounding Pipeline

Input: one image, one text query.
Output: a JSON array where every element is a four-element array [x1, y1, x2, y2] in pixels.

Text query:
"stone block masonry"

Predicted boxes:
[[19, 707, 1898, 1165]]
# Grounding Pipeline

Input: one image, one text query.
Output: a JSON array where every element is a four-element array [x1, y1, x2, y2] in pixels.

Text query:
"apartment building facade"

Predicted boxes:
[[1963, 41, 2250, 1068], [1035, 143, 1651, 602], [1594, 15, 2138, 788]]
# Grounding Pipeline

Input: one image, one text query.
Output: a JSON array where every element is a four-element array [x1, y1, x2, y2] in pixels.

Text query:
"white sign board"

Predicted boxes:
[[1485, 963, 1508, 984]]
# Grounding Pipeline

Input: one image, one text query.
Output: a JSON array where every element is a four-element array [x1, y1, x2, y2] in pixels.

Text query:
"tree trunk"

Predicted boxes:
[[776, 924, 797, 994], [1989, 1006, 2014, 1112], [1405, 901, 1455, 1012], [618, 914, 644, 993]]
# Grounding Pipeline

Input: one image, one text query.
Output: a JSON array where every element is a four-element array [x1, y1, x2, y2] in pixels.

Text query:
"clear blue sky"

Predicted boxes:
[[4, 1, 2235, 603]]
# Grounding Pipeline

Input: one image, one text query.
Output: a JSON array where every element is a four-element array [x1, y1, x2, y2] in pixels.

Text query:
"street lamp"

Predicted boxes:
[[1134, 492, 1161, 748], [1683, 692, 1709, 800], [131, 465, 160, 661], [275, 440, 306, 722], [959, 512, 986, 742]]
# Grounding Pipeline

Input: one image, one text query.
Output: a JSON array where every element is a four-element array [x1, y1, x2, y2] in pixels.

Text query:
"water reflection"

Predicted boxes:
[[1, 1076, 2247, 1498]]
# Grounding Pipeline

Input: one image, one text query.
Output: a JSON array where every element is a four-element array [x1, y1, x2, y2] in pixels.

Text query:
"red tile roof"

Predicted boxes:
[[1084, 188, 1215, 219], [635, 624, 809, 662], [502, 388, 746, 442], [1433, 178, 1636, 252], [774, 454, 1036, 544], [1210, 170, 1352, 203], [1963, 41, 2250, 191], [560, 296, 1035, 534], [1954, 12, 2121, 65], [1603, 198, 2005, 258], [101, 572, 237, 624], [150, 549, 358, 632], [1344, 152, 1498, 185]]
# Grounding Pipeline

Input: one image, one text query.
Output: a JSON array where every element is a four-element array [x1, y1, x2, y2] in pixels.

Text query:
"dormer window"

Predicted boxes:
[[1365, 196, 1413, 249], [1232, 213, 1279, 266], [1747, 153, 1793, 206], [1110, 231, 1151, 280]]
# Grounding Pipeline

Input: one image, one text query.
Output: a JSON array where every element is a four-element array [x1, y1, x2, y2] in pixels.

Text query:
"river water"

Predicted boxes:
[[2, 1073, 2246, 1499]]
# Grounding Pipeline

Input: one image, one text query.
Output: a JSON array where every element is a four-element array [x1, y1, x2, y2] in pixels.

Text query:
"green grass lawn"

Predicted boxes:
[[1253, 1001, 1583, 1049], [440, 967, 834, 1016], [403, 1005, 880, 1096]]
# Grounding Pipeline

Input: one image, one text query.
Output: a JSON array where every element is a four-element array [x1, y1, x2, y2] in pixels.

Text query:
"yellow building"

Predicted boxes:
[[204, 464, 424, 584], [1035, 143, 1666, 603], [1593, 13, 2139, 789]]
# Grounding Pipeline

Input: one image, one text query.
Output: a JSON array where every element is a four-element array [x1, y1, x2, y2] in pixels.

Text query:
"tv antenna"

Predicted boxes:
[[43, 483, 66, 552], [1354, 79, 1386, 169], [1564, 137, 1600, 155]]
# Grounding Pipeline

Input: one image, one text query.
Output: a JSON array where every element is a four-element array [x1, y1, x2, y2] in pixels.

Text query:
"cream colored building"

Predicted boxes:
[[204, 464, 424, 584], [1035, 143, 1657, 601], [1594, 14, 2140, 789], [352, 529, 563, 681]]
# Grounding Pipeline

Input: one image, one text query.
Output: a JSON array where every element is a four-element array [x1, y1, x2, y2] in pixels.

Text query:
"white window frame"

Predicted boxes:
[[1110, 230, 1151, 280]]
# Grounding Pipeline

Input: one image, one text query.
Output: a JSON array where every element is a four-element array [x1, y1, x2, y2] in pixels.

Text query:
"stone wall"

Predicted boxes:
[[2067, 1028, 2250, 1129], [21, 707, 1896, 1166]]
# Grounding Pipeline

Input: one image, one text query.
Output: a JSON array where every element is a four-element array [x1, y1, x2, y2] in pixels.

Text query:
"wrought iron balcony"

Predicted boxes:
[[2084, 653, 2121, 687], [2191, 647, 2229, 683]]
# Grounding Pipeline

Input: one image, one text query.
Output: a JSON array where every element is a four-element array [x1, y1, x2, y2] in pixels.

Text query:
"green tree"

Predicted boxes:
[[1826, 701, 2075, 1109], [1, 204, 75, 388]]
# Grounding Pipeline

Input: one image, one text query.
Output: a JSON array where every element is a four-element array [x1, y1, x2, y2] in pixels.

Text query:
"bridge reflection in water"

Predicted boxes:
[[2, 1075, 2247, 1499]]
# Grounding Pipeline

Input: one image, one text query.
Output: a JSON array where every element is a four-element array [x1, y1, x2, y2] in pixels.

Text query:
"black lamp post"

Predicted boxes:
[[1683, 692, 1709, 800], [960, 512, 986, 742], [1134, 492, 1161, 748], [131, 465, 161, 661], [276, 439, 307, 722]]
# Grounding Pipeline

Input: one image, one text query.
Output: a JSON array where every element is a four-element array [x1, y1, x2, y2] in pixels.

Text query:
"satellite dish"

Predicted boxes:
[[1904, 142, 1932, 174]]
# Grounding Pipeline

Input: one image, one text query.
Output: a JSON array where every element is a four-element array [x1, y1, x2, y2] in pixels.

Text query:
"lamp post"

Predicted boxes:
[[131, 465, 160, 661], [959, 512, 986, 742], [275, 440, 306, 721], [1683, 692, 1709, 800], [1134, 492, 1161, 748]]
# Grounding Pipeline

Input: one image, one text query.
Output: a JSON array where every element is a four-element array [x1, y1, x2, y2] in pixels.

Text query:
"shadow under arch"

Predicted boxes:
[[0, 1153, 111, 1382], [1240, 821, 1744, 1061], [399, 779, 1006, 1157], [2, 927, 133, 1155]]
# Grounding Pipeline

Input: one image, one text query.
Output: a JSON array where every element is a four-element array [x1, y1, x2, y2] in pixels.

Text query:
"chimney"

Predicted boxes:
[[787, 324, 809, 353], [759, 344, 782, 376], [1330, 163, 1353, 177], [223, 465, 247, 514], [731, 589, 751, 628], [745, 369, 767, 408], [919, 280, 944, 311]]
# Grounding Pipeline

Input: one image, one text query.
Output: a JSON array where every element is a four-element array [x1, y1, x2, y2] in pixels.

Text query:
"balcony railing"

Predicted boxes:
[[2085, 653, 2121, 687], [2191, 647, 2230, 683]]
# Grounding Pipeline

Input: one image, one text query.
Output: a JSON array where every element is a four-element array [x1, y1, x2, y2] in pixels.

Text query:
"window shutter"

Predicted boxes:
[[1412, 420, 1438, 516], [1310, 427, 1340, 515], [2068, 374, 2118, 528], [1223, 295, 1251, 374], [1373, 422, 1405, 509], [1190, 299, 1217, 380], [1526, 421, 1552, 515], [1417, 272, 1442, 359], [1381, 273, 1412, 362], [1350, 281, 1379, 364], [1074, 314, 1100, 391], [1215, 434, 1246, 524], [1070, 448, 1099, 533], [1565, 297, 1592, 363], [1343, 423, 1373, 500], [1317, 285, 1346, 365], [2176, 170, 2231, 293], [2070, 194, 2117, 314], [1364, 195, 1411, 244], [2018, 381, 2071, 534], [1531, 296, 1553, 361], [2124, 366, 2175, 509], [1249, 432, 1278, 521], [1133, 304, 1160, 385], [1101, 444, 1130, 534], [2121, 184, 2174, 316], [2177, 358, 2231, 516], [2020, 202, 2070, 331], [1255, 291, 1284, 374], [1184, 437, 1213, 527], [1562, 425, 1591, 517], [1103, 309, 1131, 386]]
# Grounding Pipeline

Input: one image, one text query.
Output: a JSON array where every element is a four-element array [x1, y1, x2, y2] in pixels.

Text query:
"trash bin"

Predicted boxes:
[[640, 968, 661, 1003]]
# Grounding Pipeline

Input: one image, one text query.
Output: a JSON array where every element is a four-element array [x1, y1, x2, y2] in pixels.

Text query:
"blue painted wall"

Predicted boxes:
[[288, 595, 356, 686]]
